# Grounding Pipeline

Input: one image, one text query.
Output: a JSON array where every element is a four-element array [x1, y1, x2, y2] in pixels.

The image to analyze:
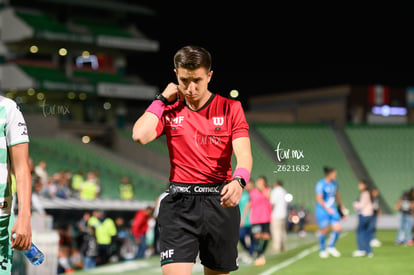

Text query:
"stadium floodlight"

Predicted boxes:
[[36, 92, 45, 100], [67, 92, 76, 100], [103, 102, 111, 110], [229, 89, 239, 98], [79, 93, 87, 100], [285, 193, 293, 203], [27, 88, 36, 96], [29, 45, 38, 54], [58, 48, 68, 56], [81, 135, 91, 144]]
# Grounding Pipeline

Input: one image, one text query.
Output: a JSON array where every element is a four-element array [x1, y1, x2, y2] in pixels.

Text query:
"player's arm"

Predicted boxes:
[[132, 83, 178, 144], [316, 193, 334, 215], [9, 142, 32, 250], [394, 199, 401, 210], [336, 191, 344, 209], [221, 137, 252, 208]]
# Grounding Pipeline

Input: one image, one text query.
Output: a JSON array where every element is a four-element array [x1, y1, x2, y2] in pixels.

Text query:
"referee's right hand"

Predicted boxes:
[[162, 83, 180, 103], [220, 180, 243, 208]]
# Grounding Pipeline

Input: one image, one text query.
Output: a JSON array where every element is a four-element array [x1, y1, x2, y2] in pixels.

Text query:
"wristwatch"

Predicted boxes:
[[233, 177, 246, 189], [155, 93, 172, 105]]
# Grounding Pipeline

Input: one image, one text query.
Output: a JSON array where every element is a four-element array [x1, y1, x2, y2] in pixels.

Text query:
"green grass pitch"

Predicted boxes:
[[73, 230, 414, 275]]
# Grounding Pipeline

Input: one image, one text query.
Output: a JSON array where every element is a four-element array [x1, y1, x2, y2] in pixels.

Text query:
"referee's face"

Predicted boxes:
[[176, 67, 212, 102]]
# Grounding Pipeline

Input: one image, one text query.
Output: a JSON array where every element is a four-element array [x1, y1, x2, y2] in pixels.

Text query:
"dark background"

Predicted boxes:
[[129, 2, 413, 105]]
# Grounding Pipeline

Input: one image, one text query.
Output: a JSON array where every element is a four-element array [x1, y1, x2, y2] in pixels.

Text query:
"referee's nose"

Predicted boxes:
[[186, 82, 196, 93]]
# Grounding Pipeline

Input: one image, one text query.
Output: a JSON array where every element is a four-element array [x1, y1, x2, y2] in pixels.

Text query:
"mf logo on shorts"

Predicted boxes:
[[212, 116, 224, 126], [160, 249, 174, 261]]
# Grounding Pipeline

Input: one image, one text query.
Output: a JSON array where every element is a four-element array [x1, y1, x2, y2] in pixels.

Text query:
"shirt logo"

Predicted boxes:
[[194, 186, 220, 193], [212, 116, 224, 126], [166, 116, 184, 127]]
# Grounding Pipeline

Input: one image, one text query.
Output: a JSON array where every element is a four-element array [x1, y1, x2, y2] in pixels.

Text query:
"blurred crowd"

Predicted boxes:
[[30, 159, 136, 202], [56, 207, 150, 273], [237, 176, 307, 266], [11, 158, 159, 273], [55, 201, 165, 273]]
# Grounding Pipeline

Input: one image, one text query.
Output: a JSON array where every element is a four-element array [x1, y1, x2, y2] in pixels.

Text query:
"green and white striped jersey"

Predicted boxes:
[[0, 96, 29, 216]]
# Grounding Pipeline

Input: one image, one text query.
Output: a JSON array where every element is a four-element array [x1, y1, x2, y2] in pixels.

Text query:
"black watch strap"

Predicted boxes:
[[234, 176, 246, 189], [155, 93, 172, 105]]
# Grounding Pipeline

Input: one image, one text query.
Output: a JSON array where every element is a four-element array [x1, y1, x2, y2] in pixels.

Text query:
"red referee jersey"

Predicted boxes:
[[156, 93, 249, 184]]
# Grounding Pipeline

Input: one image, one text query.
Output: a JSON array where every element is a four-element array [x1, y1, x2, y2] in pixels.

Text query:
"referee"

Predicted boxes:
[[133, 45, 252, 275]]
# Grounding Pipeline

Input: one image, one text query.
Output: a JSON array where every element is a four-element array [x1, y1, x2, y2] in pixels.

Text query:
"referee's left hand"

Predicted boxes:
[[221, 180, 243, 208]]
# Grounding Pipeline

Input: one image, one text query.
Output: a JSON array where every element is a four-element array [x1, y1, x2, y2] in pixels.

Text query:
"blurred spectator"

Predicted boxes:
[[70, 247, 83, 270], [270, 180, 288, 253], [352, 180, 374, 257], [112, 217, 129, 262], [80, 172, 100, 200], [80, 225, 98, 270], [34, 160, 49, 185], [131, 206, 154, 259], [145, 216, 156, 257], [239, 179, 254, 261], [249, 176, 272, 266], [42, 177, 58, 198], [119, 176, 134, 201], [394, 189, 414, 245], [87, 210, 117, 265], [55, 171, 72, 199], [370, 188, 382, 247], [31, 176, 46, 215], [153, 191, 168, 255], [57, 224, 75, 274], [57, 244, 74, 274], [297, 205, 308, 237], [71, 170, 84, 198], [75, 212, 91, 249]]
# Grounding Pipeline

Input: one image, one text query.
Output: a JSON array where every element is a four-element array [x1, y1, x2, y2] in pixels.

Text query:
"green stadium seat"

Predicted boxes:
[[253, 123, 359, 212]]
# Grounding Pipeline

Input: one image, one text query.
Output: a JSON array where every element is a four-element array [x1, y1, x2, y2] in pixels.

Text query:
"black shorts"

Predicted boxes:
[[158, 183, 240, 272], [251, 223, 271, 235]]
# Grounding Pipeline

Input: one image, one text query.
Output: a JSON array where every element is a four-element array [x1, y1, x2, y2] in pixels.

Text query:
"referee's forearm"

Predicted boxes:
[[132, 112, 159, 144]]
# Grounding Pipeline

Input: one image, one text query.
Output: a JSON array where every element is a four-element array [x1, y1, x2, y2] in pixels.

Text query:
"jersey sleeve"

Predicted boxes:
[[315, 180, 324, 195], [155, 116, 166, 138], [230, 101, 249, 140], [6, 100, 29, 146]]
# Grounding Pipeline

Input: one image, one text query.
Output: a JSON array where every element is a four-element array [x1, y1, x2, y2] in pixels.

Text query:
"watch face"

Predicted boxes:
[[240, 178, 246, 187]]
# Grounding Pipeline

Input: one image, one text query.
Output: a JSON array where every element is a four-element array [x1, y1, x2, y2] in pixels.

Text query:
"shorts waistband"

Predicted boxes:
[[168, 182, 225, 195]]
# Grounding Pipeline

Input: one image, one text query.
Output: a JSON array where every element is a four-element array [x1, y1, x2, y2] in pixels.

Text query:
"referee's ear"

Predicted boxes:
[[207, 70, 213, 83]]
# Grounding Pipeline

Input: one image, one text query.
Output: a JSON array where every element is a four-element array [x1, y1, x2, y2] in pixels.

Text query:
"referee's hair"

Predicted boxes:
[[174, 45, 212, 71]]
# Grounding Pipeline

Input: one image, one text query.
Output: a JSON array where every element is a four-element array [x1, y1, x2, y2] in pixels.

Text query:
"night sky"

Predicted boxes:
[[130, 2, 413, 105]]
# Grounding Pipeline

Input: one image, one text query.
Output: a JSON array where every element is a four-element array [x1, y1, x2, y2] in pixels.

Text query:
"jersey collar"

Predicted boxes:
[[185, 93, 216, 112]]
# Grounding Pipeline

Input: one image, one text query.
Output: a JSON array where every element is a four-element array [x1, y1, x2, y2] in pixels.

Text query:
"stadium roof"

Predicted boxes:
[[36, 0, 156, 16]]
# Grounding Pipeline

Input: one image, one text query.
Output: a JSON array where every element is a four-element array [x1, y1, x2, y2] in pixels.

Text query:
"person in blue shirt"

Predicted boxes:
[[315, 166, 344, 258]]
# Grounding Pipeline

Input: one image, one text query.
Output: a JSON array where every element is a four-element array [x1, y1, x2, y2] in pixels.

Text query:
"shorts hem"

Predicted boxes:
[[201, 262, 239, 273], [160, 259, 196, 266]]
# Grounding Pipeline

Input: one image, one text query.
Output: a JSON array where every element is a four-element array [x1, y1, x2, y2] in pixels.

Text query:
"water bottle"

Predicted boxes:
[[12, 233, 45, 266]]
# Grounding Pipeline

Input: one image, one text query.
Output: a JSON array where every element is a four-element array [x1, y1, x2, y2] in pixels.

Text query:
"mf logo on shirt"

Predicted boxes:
[[212, 116, 224, 126], [166, 116, 184, 127]]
